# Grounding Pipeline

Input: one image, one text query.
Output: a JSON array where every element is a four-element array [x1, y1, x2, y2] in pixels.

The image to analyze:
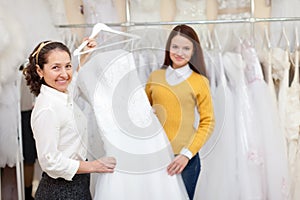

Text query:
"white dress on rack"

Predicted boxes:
[[195, 50, 237, 200], [242, 42, 290, 200], [129, 0, 166, 49], [4, 0, 61, 56], [47, 0, 78, 51], [271, 48, 290, 146], [0, 0, 61, 168], [0, 2, 24, 168], [215, 0, 251, 52], [82, 0, 122, 44], [82, 0, 120, 24], [223, 51, 265, 199], [285, 50, 300, 200], [258, 47, 278, 108], [76, 49, 189, 200], [128, 0, 167, 84], [0, 81, 20, 168], [174, 0, 208, 45], [270, 0, 300, 50]]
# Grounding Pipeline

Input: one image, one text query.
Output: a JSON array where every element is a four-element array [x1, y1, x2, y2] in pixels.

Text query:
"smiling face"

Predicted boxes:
[[37, 49, 72, 93], [169, 34, 194, 69]]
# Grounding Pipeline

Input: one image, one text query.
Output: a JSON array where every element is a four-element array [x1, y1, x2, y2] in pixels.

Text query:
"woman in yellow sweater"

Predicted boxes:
[[145, 24, 215, 200]]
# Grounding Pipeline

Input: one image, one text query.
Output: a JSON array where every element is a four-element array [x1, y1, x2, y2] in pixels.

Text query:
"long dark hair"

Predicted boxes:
[[163, 24, 206, 76], [23, 41, 71, 96]]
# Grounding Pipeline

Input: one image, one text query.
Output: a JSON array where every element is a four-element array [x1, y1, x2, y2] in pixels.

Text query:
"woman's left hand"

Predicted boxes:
[[167, 154, 189, 176]]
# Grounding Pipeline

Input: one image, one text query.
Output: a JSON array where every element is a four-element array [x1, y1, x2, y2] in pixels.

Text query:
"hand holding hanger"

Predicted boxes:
[[73, 23, 140, 56], [74, 23, 106, 56], [76, 37, 97, 70]]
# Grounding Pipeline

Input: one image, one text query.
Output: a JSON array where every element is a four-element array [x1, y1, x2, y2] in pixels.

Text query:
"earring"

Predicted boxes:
[[40, 76, 43, 80]]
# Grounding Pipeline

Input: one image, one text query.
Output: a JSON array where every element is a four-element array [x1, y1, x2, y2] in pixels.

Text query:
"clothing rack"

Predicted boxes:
[[55, 0, 300, 48], [56, 0, 300, 28], [56, 17, 300, 28]]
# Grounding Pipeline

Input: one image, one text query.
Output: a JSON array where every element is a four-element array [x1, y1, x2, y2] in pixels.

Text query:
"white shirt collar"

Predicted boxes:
[[165, 65, 193, 85], [40, 84, 72, 105]]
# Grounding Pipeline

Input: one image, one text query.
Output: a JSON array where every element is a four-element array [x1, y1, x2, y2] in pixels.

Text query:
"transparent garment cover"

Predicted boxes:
[[75, 47, 189, 199]]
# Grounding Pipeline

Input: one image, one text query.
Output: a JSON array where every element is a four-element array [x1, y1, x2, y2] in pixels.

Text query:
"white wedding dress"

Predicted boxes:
[[174, 0, 209, 46], [215, 0, 251, 52], [195, 49, 237, 199], [284, 50, 300, 200], [270, 0, 300, 50], [76, 49, 189, 200], [128, 0, 167, 84], [223, 51, 265, 199], [82, 0, 122, 45], [241, 42, 290, 199], [0, 0, 59, 167], [196, 43, 290, 199]]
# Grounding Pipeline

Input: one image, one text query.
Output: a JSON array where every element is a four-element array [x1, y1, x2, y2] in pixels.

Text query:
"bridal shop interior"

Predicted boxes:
[[1, 0, 300, 199]]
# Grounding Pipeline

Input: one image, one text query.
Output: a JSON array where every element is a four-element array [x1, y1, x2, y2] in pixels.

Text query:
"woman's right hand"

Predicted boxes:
[[76, 37, 97, 71], [92, 157, 117, 173]]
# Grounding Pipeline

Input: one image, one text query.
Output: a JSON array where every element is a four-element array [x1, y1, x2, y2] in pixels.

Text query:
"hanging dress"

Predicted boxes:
[[285, 49, 300, 200], [271, 48, 291, 159], [174, 0, 209, 46], [0, 2, 26, 167], [194, 49, 237, 200], [128, 0, 167, 83], [223, 51, 265, 199], [76, 49, 189, 200], [242, 41, 290, 200], [215, 0, 251, 52], [258, 46, 278, 110], [270, 0, 300, 50]]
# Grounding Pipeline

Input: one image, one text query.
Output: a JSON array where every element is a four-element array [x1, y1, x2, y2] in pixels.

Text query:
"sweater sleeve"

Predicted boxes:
[[187, 76, 215, 156], [145, 73, 153, 105]]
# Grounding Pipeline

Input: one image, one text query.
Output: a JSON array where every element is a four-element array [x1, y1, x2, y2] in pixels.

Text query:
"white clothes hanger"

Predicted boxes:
[[213, 29, 222, 52], [293, 26, 299, 85], [207, 29, 214, 50], [73, 23, 140, 56], [200, 30, 209, 50], [295, 26, 299, 50], [277, 24, 290, 51], [262, 25, 271, 50], [290, 27, 299, 86]]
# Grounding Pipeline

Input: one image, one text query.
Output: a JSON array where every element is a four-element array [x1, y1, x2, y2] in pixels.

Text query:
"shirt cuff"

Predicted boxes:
[[64, 160, 80, 181], [180, 148, 193, 160]]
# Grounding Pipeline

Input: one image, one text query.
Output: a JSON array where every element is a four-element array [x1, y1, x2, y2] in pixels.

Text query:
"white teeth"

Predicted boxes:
[[57, 80, 67, 84]]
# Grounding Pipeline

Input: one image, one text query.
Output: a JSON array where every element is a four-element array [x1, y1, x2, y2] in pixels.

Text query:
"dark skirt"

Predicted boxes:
[[35, 172, 92, 200]]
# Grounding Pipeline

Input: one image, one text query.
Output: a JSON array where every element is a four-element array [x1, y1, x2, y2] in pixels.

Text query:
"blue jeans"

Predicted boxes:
[[181, 153, 200, 200]]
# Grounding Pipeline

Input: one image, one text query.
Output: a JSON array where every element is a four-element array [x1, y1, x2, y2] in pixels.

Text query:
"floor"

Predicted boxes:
[[0, 162, 42, 199]]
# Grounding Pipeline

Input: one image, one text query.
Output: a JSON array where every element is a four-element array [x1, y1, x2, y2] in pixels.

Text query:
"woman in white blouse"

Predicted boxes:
[[23, 40, 116, 200]]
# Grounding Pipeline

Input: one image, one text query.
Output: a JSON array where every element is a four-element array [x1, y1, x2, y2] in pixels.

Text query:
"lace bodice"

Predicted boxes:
[[175, 0, 207, 21], [271, 48, 290, 82], [130, 0, 161, 22], [217, 0, 250, 19], [241, 42, 264, 83], [83, 0, 120, 23], [217, 0, 250, 10]]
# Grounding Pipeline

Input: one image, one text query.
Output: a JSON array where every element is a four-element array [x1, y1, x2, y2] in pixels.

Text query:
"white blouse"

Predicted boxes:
[[165, 64, 193, 86], [31, 84, 88, 181]]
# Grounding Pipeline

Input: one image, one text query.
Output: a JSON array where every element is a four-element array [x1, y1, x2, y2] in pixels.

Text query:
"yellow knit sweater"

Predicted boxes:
[[146, 69, 215, 156]]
